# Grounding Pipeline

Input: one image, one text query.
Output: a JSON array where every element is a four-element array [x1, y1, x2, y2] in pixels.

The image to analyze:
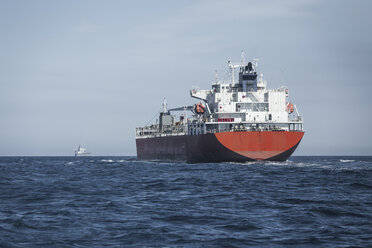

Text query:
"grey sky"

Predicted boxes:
[[0, 0, 371, 156]]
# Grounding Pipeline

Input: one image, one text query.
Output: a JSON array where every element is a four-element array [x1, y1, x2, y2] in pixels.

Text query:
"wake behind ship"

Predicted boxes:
[[136, 54, 304, 163]]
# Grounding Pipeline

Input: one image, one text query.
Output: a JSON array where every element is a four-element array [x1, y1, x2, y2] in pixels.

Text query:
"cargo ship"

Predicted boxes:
[[136, 54, 304, 163]]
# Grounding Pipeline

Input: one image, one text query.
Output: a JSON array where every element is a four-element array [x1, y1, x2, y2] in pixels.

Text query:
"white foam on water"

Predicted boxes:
[[101, 159, 114, 163], [263, 160, 329, 168], [339, 159, 355, 163], [264, 161, 293, 166], [228, 161, 259, 165]]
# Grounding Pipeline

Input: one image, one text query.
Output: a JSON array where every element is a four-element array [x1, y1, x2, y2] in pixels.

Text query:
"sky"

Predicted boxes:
[[0, 0, 371, 156]]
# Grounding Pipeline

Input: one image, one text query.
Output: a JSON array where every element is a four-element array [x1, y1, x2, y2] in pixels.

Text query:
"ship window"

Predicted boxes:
[[269, 114, 272, 120]]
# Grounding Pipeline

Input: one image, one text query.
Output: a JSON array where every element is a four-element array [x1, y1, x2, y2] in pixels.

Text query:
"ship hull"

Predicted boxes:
[[136, 131, 304, 163], [75, 153, 91, 157], [136, 135, 187, 161]]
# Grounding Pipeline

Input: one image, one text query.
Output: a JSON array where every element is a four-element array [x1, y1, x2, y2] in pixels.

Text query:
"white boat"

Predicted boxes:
[[75, 145, 91, 157]]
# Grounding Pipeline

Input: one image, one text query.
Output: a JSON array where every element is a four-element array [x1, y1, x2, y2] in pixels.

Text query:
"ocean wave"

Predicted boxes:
[[100, 159, 114, 163], [339, 159, 355, 163], [1, 156, 372, 247], [348, 182, 372, 189]]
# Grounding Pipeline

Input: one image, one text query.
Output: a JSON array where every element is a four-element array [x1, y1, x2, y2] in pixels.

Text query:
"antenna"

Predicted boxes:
[[214, 70, 219, 83], [253, 59, 259, 69], [162, 98, 167, 113], [228, 59, 234, 84], [241, 50, 245, 64], [228, 52, 248, 85], [231, 65, 235, 85]]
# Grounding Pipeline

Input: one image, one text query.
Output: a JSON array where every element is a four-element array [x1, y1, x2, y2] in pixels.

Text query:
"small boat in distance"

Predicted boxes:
[[75, 145, 91, 157]]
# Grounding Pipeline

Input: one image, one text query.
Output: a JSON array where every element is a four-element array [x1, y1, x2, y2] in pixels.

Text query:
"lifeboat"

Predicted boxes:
[[286, 103, 294, 114], [195, 103, 206, 114]]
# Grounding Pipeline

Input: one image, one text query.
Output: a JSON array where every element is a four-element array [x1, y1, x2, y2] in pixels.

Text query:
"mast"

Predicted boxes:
[[228, 50, 247, 85], [163, 98, 167, 113]]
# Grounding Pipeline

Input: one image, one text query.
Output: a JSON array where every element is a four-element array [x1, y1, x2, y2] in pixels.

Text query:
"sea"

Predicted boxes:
[[0, 156, 371, 247]]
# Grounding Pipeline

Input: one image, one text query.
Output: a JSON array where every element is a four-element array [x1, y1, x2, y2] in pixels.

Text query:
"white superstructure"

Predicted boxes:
[[136, 53, 303, 138], [75, 145, 91, 157]]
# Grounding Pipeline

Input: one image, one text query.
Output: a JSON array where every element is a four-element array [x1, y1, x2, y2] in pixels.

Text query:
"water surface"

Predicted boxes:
[[0, 156, 371, 247]]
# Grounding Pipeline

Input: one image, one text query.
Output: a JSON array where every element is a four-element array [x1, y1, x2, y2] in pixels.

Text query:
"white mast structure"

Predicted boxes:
[[228, 51, 259, 85], [163, 98, 167, 113]]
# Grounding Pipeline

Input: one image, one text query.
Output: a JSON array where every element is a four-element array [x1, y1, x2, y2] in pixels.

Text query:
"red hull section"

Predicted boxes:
[[214, 131, 304, 160], [136, 131, 304, 163]]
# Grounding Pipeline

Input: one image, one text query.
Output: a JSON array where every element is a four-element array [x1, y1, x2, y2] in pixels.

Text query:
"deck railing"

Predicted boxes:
[[136, 121, 304, 138]]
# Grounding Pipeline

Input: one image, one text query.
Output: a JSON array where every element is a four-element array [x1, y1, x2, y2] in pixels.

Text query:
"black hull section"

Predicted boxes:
[[186, 134, 251, 163], [136, 133, 302, 163], [136, 136, 187, 161]]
